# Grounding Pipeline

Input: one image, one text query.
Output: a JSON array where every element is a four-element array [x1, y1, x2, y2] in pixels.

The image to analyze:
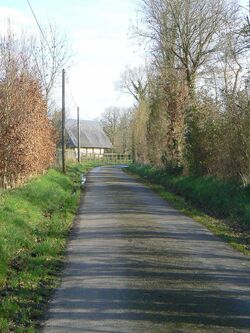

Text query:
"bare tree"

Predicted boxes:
[[31, 23, 71, 106], [116, 108, 133, 154], [120, 66, 148, 103], [100, 107, 121, 146], [100, 107, 133, 154], [136, 0, 237, 97]]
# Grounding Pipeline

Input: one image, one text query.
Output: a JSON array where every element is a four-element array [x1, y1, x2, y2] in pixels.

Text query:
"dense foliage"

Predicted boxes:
[[0, 75, 55, 188], [124, 0, 250, 185], [129, 163, 250, 225]]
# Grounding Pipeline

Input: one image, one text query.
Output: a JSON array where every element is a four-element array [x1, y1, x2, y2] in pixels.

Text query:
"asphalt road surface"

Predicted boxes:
[[42, 165, 250, 333]]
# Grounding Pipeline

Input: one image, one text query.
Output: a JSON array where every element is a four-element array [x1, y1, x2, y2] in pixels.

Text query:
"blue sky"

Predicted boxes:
[[0, 0, 143, 119], [0, 0, 249, 119]]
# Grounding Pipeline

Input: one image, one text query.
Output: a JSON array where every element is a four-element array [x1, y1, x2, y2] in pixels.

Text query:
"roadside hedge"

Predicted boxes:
[[128, 164, 250, 229]]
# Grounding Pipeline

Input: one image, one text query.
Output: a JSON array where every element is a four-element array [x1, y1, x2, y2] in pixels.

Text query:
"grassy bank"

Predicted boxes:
[[127, 164, 250, 255], [0, 162, 99, 333]]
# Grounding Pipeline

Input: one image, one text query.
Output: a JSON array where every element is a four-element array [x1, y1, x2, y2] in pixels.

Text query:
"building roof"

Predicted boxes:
[[65, 119, 112, 149]]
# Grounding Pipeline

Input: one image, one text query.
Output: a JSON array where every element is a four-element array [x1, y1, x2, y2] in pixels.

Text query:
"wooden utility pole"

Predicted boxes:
[[62, 69, 66, 174], [77, 106, 80, 163]]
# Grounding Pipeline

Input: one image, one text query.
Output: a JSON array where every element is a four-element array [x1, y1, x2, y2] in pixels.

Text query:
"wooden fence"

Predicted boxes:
[[0, 151, 132, 190], [55, 149, 132, 166], [55, 149, 76, 166]]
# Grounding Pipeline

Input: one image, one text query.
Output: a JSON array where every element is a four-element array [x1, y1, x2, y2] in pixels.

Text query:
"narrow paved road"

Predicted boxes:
[[43, 166, 250, 333]]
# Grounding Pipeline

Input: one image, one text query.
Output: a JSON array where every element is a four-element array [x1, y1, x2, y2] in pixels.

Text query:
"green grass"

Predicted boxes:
[[127, 164, 250, 255], [0, 161, 101, 333]]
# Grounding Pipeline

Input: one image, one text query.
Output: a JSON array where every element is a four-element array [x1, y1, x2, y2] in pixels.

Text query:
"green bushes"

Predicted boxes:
[[128, 164, 250, 229]]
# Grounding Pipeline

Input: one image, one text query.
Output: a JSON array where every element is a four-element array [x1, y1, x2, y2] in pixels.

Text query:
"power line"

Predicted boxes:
[[26, 0, 54, 57], [65, 75, 78, 108], [26, 2, 79, 117]]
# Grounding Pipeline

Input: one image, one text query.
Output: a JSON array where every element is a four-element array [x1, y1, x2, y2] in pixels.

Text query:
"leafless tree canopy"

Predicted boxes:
[[100, 107, 133, 154], [135, 0, 240, 92], [120, 0, 250, 183], [32, 23, 71, 103], [120, 66, 148, 102]]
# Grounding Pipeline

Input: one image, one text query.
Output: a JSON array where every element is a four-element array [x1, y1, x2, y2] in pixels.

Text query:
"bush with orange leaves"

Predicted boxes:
[[0, 73, 56, 189]]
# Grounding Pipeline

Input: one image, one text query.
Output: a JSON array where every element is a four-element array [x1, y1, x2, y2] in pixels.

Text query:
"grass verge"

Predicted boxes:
[[0, 161, 101, 333], [127, 164, 250, 255]]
